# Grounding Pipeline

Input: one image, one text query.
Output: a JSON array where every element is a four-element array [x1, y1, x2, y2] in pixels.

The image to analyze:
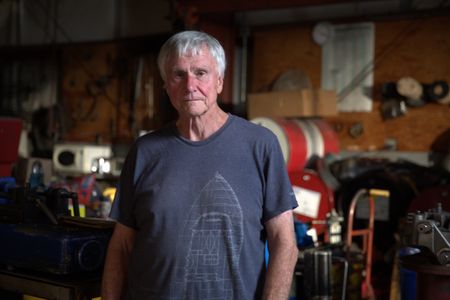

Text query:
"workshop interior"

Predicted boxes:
[[1, 0, 450, 299]]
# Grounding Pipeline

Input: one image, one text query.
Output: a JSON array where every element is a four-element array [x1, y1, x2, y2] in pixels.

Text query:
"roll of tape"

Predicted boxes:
[[424, 80, 450, 104], [397, 76, 425, 107]]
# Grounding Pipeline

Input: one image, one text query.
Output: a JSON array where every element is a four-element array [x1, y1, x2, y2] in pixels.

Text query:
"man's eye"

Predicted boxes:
[[174, 71, 184, 78], [196, 70, 207, 77]]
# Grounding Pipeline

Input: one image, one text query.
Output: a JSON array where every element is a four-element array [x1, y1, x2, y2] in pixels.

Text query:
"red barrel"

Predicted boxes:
[[310, 118, 340, 155], [251, 117, 340, 173], [293, 118, 340, 158], [251, 117, 309, 173]]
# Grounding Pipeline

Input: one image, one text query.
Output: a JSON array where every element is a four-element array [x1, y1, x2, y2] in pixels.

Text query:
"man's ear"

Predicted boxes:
[[216, 76, 224, 94]]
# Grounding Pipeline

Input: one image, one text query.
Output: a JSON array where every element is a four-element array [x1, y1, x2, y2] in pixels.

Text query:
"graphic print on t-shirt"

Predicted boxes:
[[171, 172, 244, 299]]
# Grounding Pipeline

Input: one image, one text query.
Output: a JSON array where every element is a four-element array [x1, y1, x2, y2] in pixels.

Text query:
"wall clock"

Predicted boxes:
[[312, 22, 334, 45]]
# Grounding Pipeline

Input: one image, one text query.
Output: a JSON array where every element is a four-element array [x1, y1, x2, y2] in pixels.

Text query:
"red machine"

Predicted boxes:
[[289, 169, 335, 237], [0, 117, 22, 177]]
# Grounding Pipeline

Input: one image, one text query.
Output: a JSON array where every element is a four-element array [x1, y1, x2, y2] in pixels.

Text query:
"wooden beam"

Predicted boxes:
[[185, 0, 370, 14]]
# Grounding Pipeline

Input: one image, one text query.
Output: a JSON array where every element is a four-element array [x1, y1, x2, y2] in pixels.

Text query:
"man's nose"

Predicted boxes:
[[185, 74, 197, 92]]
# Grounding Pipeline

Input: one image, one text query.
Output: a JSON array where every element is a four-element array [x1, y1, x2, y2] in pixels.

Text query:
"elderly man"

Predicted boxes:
[[101, 30, 298, 300]]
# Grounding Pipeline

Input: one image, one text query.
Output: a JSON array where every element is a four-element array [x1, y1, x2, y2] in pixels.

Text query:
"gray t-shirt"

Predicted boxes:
[[111, 114, 297, 299]]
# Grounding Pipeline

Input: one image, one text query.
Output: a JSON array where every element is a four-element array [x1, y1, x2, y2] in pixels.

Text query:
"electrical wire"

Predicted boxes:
[[337, 0, 449, 102]]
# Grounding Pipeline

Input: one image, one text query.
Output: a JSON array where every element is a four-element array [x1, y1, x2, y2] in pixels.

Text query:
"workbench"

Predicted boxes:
[[0, 267, 102, 300]]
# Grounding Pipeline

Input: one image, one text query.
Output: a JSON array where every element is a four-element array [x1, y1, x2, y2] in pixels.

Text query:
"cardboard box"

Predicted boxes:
[[247, 89, 337, 120]]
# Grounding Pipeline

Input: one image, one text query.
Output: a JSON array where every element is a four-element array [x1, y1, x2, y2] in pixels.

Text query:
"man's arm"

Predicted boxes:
[[101, 222, 136, 300], [263, 210, 298, 300]]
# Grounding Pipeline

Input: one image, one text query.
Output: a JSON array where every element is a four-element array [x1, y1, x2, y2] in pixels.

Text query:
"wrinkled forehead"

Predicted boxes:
[[167, 45, 219, 72]]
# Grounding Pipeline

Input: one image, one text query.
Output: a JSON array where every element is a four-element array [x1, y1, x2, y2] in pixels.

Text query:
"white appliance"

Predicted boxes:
[[53, 143, 112, 175]]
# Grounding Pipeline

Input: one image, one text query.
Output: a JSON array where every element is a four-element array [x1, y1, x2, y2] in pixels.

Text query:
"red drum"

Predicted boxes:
[[310, 118, 340, 155], [294, 119, 319, 157], [251, 117, 340, 173], [251, 117, 308, 172], [289, 169, 334, 236], [293, 118, 340, 157]]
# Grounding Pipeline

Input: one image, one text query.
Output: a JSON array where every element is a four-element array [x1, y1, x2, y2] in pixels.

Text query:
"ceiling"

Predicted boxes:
[[198, 0, 450, 26], [0, 0, 449, 46]]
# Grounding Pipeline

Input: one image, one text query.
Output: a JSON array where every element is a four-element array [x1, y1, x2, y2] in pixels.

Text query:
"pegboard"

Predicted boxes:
[[249, 15, 450, 151], [61, 42, 160, 143]]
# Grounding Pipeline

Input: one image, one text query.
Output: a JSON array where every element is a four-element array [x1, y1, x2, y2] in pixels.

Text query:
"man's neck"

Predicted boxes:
[[176, 109, 229, 141]]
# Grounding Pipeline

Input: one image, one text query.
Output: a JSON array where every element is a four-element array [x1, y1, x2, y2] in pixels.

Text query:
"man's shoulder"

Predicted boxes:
[[230, 114, 272, 133], [132, 123, 176, 156], [231, 115, 277, 138], [137, 123, 174, 142], [226, 115, 279, 148]]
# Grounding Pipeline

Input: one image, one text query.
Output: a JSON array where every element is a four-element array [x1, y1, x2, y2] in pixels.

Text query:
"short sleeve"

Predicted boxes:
[[262, 133, 298, 223]]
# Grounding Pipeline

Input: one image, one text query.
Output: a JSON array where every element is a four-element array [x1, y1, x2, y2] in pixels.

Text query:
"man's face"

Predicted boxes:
[[164, 46, 223, 119]]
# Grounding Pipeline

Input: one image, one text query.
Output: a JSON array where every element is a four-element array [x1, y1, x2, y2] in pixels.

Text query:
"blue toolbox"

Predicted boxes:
[[0, 180, 113, 275], [0, 222, 112, 275]]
